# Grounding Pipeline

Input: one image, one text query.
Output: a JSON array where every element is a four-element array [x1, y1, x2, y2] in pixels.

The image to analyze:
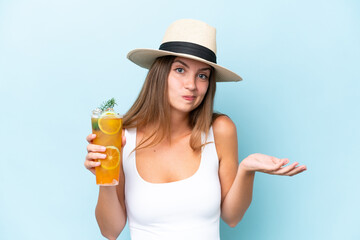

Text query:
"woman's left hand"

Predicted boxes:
[[240, 153, 307, 176]]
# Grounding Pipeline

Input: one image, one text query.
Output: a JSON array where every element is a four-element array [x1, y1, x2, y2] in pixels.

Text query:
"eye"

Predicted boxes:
[[175, 68, 185, 73], [198, 74, 209, 80]]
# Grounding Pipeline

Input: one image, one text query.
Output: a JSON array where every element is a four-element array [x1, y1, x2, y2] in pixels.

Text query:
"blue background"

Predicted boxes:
[[1, 0, 359, 239]]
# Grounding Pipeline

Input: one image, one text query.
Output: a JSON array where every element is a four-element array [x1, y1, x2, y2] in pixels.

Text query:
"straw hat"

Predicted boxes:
[[127, 19, 242, 82]]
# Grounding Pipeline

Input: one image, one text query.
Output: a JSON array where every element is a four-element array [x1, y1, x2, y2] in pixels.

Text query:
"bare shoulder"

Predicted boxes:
[[212, 115, 238, 160], [212, 115, 237, 140], [212, 115, 239, 203]]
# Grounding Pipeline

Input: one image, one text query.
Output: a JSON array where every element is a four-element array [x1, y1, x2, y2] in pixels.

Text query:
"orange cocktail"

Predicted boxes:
[[91, 110, 122, 185]]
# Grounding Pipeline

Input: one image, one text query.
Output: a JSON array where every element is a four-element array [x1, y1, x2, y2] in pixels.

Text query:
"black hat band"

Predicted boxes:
[[159, 41, 217, 64]]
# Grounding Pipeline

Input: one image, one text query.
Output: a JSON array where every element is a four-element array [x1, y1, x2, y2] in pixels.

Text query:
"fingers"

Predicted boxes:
[[85, 139, 107, 174], [287, 164, 307, 176], [85, 151, 106, 168], [86, 133, 96, 143], [84, 152, 106, 175], [85, 153, 106, 168], [84, 158, 100, 175], [267, 157, 288, 172], [272, 161, 297, 175], [85, 131, 125, 176], [87, 144, 106, 153], [86, 152, 107, 161], [249, 153, 307, 176], [281, 158, 290, 166], [271, 161, 307, 176], [84, 159, 101, 169]]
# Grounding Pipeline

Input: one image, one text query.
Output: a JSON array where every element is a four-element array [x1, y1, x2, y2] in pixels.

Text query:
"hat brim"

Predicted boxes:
[[127, 49, 243, 82]]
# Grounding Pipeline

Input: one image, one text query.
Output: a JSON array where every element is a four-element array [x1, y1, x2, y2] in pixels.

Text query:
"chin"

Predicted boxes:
[[171, 105, 195, 114]]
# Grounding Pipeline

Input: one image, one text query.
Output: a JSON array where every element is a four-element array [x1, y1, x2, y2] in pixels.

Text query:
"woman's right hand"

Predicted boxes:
[[84, 132, 127, 175], [85, 134, 106, 175]]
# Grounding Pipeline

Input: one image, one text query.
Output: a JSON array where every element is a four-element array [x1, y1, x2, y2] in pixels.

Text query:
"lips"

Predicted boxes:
[[182, 95, 196, 101]]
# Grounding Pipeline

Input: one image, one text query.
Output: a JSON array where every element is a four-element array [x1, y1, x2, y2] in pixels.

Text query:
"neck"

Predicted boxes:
[[139, 110, 192, 145], [169, 110, 191, 138]]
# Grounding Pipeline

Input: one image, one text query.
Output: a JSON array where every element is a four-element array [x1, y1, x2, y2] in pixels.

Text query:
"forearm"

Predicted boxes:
[[95, 186, 127, 239], [221, 165, 255, 227]]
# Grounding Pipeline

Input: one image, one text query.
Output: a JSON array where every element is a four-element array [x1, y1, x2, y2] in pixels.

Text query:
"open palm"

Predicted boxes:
[[240, 153, 307, 176]]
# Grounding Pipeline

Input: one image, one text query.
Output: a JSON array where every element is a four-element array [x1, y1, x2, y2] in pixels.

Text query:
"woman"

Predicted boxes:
[[85, 19, 307, 240]]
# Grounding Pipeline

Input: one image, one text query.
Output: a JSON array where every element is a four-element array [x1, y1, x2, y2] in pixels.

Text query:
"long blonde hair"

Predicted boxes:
[[123, 56, 217, 152]]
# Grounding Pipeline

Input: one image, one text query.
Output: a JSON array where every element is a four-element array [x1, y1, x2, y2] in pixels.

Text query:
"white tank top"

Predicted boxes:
[[122, 127, 221, 240]]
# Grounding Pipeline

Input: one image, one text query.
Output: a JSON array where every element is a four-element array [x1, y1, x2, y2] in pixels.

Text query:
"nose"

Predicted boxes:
[[184, 75, 196, 91]]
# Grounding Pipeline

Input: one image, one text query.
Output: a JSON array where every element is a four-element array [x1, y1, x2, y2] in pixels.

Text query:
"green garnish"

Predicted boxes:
[[91, 118, 99, 130], [99, 98, 117, 111]]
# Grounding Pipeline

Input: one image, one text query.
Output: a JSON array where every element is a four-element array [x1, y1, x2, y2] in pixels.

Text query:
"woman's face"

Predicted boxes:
[[167, 57, 211, 115]]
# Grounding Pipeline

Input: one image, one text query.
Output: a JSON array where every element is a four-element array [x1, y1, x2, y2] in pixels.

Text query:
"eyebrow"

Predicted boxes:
[[173, 59, 212, 72]]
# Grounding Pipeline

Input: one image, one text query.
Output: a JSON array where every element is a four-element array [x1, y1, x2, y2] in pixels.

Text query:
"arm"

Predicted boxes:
[[220, 164, 255, 227], [95, 182, 127, 239], [85, 134, 127, 239], [213, 116, 307, 228], [213, 116, 251, 227]]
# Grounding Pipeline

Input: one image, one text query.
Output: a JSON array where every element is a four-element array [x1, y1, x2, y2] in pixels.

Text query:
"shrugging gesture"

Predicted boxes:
[[84, 19, 308, 239], [214, 116, 307, 227], [240, 153, 307, 176]]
